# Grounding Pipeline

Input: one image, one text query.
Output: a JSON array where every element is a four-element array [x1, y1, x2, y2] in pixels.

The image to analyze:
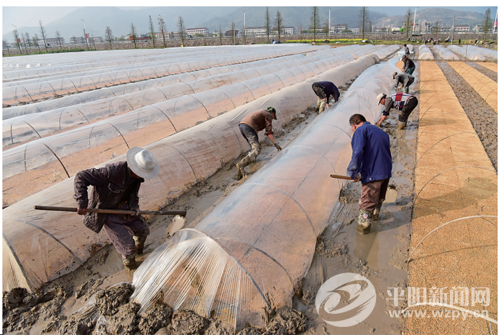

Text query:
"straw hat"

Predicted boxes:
[[126, 147, 159, 179], [376, 93, 386, 105]]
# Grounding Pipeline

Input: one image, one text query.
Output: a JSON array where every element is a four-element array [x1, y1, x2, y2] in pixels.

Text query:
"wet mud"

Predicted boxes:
[[295, 67, 419, 334], [437, 62, 498, 170]]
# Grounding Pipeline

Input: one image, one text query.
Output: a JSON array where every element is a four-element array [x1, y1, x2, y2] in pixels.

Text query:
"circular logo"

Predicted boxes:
[[315, 272, 376, 327]]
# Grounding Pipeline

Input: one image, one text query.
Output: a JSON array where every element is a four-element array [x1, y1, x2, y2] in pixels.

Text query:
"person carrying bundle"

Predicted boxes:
[[312, 81, 340, 113], [74, 147, 159, 270]]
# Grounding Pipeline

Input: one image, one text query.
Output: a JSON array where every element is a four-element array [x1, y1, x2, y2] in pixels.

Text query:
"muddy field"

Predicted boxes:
[[467, 62, 498, 82]]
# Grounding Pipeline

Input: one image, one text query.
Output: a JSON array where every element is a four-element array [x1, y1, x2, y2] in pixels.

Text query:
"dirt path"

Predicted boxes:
[[436, 62, 498, 170], [468, 62, 498, 82]]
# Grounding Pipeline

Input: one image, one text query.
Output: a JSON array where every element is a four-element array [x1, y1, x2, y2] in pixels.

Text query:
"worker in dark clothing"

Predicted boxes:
[[312, 81, 340, 113], [393, 72, 415, 93], [401, 55, 416, 75], [236, 107, 282, 179], [375, 92, 419, 130], [347, 114, 392, 235], [74, 147, 159, 270], [403, 44, 410, 56]]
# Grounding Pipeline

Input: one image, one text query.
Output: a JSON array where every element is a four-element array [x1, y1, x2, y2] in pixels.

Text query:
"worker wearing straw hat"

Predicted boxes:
[[74, 147, 159, 270]]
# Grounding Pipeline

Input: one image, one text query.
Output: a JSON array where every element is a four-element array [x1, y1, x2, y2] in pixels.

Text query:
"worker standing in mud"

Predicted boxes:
[[347, 114, 392, 235], [312, 81, 340, 113], [393, 72, 414, 93], [401, 55, 416, 75], [236, 107, 282, 179], [375, 92, 419, 130], [74, 147, 159, 270], [403, 44, 410, 57]]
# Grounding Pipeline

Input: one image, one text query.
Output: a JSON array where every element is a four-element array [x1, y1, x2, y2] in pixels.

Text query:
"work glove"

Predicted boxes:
[[77, 207, 88, 215], [274, 143, 282, 151], [131, 208, 140, 216]]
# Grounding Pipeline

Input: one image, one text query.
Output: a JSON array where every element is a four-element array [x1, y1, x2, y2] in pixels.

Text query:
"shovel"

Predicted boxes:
[[329, 174, 398, 202], [34, 205, 187, 217]]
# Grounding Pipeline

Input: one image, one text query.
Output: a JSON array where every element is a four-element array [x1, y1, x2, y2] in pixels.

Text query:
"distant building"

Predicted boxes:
[[350, 27, 361, 34], [330, 24, 348, 33], [185, 28, 209, 36], [455, 25, 470, 33], [225, 29, 239, 37], [374, 27, 388, 33], [45, 37, 65, 46], [281, 27, 294, 35], [245, 27, 267, 37], [90, 36, 104, 43]]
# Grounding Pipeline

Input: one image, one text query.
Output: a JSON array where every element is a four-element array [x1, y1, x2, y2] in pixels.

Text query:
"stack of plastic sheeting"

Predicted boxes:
[[418, 45, 434, 60], [464, 45, 497, 60], [448, 45, 486, 61], [1, 52, 383, 296], [2, 53, 357, 206], [131, 56, 401, 329], [433, 45, 460, 60], [3, 45, 323, 105]]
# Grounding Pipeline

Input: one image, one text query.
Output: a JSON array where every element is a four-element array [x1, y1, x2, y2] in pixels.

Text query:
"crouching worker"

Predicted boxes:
[[347, 114, 392, 235], [74, 147, 159, 270], [312, 81, 340, 113], [375, 92, 418, 130], [236, 107, 282, 179], [393, 72, 414, 93]]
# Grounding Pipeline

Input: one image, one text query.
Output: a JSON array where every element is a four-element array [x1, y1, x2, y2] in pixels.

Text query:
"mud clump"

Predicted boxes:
[[339, 189, 359, 204], [315, 238, 348, 258], [138, 301, 173, 335], [168, 309, 210, 335], [104, 302, 141, 335], [206, 319, 236, 335], [59, 314, 95, 335], [263, 307, 307, 335], [95, 282, 134, 316], [238, 327, 263, 335]]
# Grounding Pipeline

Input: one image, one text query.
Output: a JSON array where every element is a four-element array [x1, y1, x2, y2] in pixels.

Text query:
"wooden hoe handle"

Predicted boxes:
[[34, 205, 187, 217]]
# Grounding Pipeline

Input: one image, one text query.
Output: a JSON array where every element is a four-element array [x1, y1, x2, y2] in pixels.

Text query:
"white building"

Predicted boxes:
[[185, 28, 209, 37], [330, 24, 348, 34], [245, 27, 267, 37], [455, 25, 470, 33]]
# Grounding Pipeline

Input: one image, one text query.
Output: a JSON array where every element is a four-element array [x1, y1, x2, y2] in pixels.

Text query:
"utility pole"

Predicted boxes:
[[244, 11, 246, 44], [81, 19, 90, 50], [413, 7, 417, 33], [329, 8, 331, 37], [494, 9, 498, 33]]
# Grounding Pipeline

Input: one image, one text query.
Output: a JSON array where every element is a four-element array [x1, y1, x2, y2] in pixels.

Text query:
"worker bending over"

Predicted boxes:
[[312, 81, 340, 113], [347, 114, 392, 235], [236, 107, 282, 179], [393, 72, 414, 93], [375, 92, 419, 130], [74, 147, 159, 270], [401, 55, 416, 75]]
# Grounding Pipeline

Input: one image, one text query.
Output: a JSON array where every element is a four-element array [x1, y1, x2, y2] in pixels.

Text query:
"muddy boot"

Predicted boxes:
[[235, 162, 248, 180], [398, 121, 407, 130], [373, 204, 382, 221], [122, 254, 137, 270], [403, 87, 409, 93], [356, 209, 373, 235], [133, 236, 147, 255]]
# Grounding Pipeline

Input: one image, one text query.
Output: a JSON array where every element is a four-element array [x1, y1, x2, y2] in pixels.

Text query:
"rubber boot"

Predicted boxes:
[[356, 209, 373, 235], [122, 254, 137, 270], [398, 121, 407, 130], [373, 204, 382, 221], [133, 236, 147, 255], [403, 87, 409, 93]]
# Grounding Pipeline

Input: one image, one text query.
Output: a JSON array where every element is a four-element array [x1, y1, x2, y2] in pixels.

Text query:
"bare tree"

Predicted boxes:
[[432, 21, 440, 39], [231, 22, 236, 44], [3, 39, 11, 56], [130, 23, 138, 49], [322, 18, 329, 37], [264, 7, 271, 43], [105, 26, 114, 50], [404, 8, 413, 40], [24, 32, 31, 48], [359, 7, 369, 40], [482, 8, 492, 41], [275, 10, 283, 42], [177, 16, 186, 46], [310, 6, 320, 42], [158, 16, 167, 48], [39, 20, 48, 52], [149, 15, 156, 48], [55, 30, 63, 50], [12, 28, 22, 54], [219, 23, 223, 45], [20, 32, 28, 53], [33, 34, 41, 52], [299, 25, 303, 41]]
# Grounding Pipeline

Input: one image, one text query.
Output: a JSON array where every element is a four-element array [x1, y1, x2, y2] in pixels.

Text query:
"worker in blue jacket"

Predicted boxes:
[[346, 114, 392, 234], [312, 81, 340, 113]]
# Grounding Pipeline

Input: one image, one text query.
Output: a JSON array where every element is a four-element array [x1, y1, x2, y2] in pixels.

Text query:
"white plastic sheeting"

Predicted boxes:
[[3, 45, 323, 105], [448, 45, 486, 61], [2, 46, 365, 147], [2, 45, 398, 207], [418, 45, 434, 60], [2, 52, 386, 295], [463, 45, 497, 60], [131, 56, 401, 329], [432, 45, 459, 60]]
